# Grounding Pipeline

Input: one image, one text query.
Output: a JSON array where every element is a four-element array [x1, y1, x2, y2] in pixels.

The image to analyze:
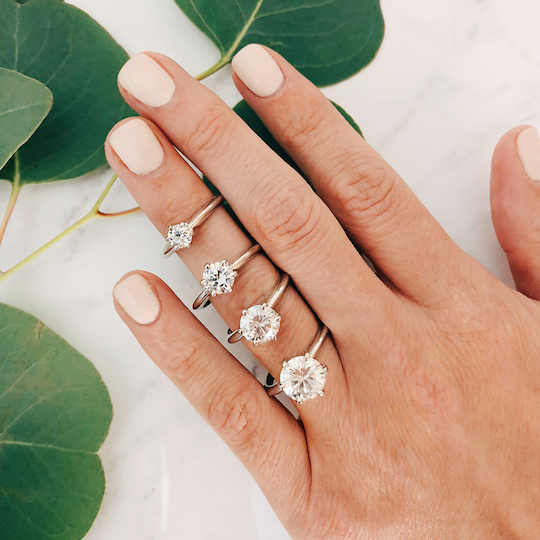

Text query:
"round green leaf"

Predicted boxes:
[[0, 0, 132, 184], [204, 99, 362, 233], [0, 302, 113, 540], [175, 0, 385, 86], [0, 68, 52, 171]]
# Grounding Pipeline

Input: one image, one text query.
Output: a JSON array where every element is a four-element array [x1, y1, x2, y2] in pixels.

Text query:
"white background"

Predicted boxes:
[[1, 0, 540, 537]]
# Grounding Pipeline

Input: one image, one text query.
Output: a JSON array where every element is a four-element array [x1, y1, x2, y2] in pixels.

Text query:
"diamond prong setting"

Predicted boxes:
[[279, 353, 327, 404], [201, 260, 237, 295], [166, 223, 194, 250], [239, 304, 281, 345]]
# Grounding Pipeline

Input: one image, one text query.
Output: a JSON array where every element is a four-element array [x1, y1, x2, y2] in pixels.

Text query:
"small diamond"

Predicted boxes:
[[201, 260, 237, 296], [279, 354, 327, 404], [240, 304, 281, 345], [167, 223, 193, 250]]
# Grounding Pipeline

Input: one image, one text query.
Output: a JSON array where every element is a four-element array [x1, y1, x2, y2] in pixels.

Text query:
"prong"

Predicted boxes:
[[282, 360, 287, 367], [242, 309, 247, 315], [211, 291, 217, 297], [204, 263, 210, 270], [262, 303, 268, 308], [318, 390, 325, 397]]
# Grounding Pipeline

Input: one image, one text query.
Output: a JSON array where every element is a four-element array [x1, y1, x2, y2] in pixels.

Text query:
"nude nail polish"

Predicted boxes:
[[231, 44, 284, 98], [113, 274, 161, 325], [109, 118, 164, 175], [118, 53, 176, 107], [517, 127, 540, 181]]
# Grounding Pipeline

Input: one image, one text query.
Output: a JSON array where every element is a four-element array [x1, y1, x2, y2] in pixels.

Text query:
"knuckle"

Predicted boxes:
[[331, 154, 399, 224], [205, 384, 262, 446], [279, 100, 331, 151], [160, 335, 206, 381], [187, 106, 236, 159], [255, 183, 323, 254]]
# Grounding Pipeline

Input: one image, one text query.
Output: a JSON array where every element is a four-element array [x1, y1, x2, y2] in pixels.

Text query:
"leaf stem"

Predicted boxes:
[[195, 57, 230, 81], [0, 172, 139, 284], [0, 153, 21, 249]]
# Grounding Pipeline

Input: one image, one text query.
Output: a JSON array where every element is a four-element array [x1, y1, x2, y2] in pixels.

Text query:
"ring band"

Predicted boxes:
[[163, 195, 224, 257], [228, 273, 289, 345], [266, 326, 329, 404], [192, 244, 262, 310]]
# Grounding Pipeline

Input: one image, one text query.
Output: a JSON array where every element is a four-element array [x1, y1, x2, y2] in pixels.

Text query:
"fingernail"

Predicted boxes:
[[109, 118, 164, 175], [231, 44, 284, 98], [113, 274, 161, 325], [517, 127, 540, 181], [118, 53, 176, 107]]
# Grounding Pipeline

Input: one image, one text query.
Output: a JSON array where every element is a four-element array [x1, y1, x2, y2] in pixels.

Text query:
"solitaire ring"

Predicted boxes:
[[266, 326, 329, 404], [228, 273, 289, 345], [163, 194, 224, 257], [192, 244, 262, 310]]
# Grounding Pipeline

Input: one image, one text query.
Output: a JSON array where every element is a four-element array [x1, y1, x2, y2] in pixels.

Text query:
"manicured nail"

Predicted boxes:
[[231, 44, 284, 98], [517, 127, 540, 181], [109, 118, 164, 175], [118, 53, 176, 107], [113, 274, 161, 325]]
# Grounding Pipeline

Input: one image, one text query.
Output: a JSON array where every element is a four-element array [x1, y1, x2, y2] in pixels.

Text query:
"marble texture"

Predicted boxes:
[[1, 0, 540, 537]]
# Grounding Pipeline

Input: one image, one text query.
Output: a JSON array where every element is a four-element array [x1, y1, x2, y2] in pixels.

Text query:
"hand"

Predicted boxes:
[[105, 45, 540, 539]]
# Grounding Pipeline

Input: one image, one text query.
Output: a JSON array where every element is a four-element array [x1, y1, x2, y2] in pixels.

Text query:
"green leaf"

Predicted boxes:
[[175, 0, 384, 86], [0, 302, 113, 540], [204, 99, 362, 231], [0, 68, 52, 171], [0, 0, 132, 184]]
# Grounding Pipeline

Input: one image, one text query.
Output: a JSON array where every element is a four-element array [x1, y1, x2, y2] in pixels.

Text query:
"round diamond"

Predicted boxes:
[[201, 260, 237, 295], [167, 223, 193, 250], [240, 304, 281, 345], [280, 354, 327, 404]]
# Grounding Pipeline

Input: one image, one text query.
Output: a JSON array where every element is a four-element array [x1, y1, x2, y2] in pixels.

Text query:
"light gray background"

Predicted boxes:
[[1, 0, 538, 537]]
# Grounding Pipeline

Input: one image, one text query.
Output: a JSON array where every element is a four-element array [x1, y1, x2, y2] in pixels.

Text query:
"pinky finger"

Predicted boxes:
[[112, 271, 310, 507]]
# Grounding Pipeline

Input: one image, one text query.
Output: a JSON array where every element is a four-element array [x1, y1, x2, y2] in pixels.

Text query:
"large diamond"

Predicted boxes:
[[240, 304, 281, 345], [167, 223, 193, 250], [280, 354, 327, 404], [201, 260, 237, 296]]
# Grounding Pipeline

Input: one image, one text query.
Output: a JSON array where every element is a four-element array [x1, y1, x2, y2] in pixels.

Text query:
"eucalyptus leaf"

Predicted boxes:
[[204, 99, 362, 231], [0, 0, 132, 184], [174, 0, 384, 86], [0, 68, 52, 171], [0, 302, 113, 540]]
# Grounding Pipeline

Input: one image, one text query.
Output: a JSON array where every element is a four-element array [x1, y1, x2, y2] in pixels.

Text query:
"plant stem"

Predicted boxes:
[[0, 153, 21, 249], [196, 57, 230, 81], [0, 173, 139, 283]]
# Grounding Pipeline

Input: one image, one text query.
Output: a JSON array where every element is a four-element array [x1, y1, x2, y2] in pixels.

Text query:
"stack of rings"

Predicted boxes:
[[228, 273, 289, 346], [266, 326, 329, 404], [165, 193, 330, 404]]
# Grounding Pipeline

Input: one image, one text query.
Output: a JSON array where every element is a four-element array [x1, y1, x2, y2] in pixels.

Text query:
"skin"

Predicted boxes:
[[105, 48, 540, 539]]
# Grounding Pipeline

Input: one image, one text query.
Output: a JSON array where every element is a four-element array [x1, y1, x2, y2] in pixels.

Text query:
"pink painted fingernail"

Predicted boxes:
[[231, 44, 284, 98], [517, 127, 540, 181], [113, 274, 161, 325], [109, 118, 164, 175], [118, 53, 176, 107]]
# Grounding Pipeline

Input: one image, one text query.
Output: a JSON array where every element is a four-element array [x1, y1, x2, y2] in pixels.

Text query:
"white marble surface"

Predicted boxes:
[[1, 0, 539, 537]]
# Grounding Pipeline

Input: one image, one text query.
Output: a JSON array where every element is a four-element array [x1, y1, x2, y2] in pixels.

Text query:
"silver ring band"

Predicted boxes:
[[163, 195, 224, 257], [266, 326, 329, 403], [228, 273, 289, 344], [192, 244, 262, 310]]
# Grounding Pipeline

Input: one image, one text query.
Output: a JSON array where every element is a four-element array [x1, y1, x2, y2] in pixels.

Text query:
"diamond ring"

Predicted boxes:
[[163, 195, 224, 257], [266, 326, 329, 404], [192, 244, 262, 310], [228, 273, 289, 346]]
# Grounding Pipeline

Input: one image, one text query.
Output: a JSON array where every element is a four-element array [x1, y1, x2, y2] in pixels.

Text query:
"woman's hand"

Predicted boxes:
[[105, 45, 540, 539]]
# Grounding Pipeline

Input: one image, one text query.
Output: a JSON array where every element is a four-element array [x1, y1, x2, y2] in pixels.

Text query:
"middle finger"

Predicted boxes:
[[114, 52, 396, 332]]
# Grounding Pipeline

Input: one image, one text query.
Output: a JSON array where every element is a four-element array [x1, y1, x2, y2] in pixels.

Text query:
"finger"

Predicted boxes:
[[112, 271, 310, 508], [491, 125, 540, 300], [105, 117, 347, 423], [113, 52, 395, 333], [230, 44, 469, 306]]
